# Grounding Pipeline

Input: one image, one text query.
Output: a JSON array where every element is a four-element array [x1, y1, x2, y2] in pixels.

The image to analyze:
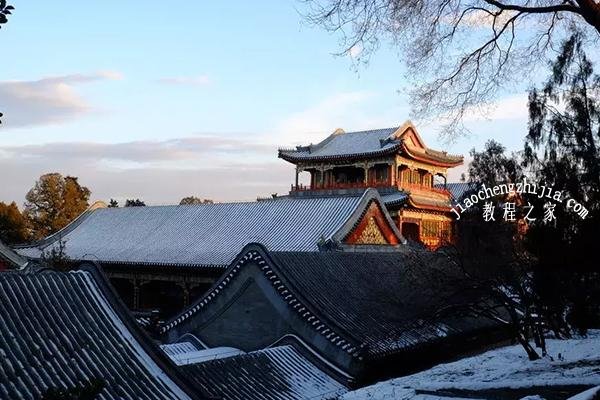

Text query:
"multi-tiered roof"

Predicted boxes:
[[279, 122, 463, 167]]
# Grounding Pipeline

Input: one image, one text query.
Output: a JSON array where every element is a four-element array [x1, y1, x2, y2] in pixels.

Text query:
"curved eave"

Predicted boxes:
[[0, 241, 28, 269], [13, 202, 105, 252], [86, 260, 228, 270], [407, 197, 453, 213], [401, 143, 463, 167], [76, 264, 212, 400], [382, 195, 409, 207], [278, 144, 402, 164]]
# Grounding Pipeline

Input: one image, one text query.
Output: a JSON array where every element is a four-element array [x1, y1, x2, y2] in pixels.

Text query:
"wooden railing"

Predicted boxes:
[[400, 183, 452, 197], [291, 180, 393, 191], [291, 181, 453, 197]]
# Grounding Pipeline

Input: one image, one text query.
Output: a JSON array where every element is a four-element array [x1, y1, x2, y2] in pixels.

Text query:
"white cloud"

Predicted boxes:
[[158, 75, 211, 86], [272, 91, 380, 145], [0, 71, 122, 129], [462, 94, 529, 122], [349, 44, 363, 59], [0, 134, 288, 205]]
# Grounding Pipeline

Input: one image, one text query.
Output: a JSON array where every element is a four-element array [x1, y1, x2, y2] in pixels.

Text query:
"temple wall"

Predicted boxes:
[[165, 260, 359, 375]]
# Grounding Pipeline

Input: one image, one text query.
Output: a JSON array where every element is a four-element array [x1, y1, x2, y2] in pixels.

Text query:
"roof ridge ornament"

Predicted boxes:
[[332, 128, 345, 135]]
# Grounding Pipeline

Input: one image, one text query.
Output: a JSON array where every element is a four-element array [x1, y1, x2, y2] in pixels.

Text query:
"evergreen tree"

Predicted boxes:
[[524, 32, 600, 334], [179, 196, 213, 205], [124, 199, 146, 207]]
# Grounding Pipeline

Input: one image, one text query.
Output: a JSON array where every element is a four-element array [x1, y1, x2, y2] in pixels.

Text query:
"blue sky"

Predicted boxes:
[[0, 1, 530, 204]]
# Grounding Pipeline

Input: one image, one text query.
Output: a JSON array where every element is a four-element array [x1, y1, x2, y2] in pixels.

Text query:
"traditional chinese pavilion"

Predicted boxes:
[[279, 121, 464, 248]]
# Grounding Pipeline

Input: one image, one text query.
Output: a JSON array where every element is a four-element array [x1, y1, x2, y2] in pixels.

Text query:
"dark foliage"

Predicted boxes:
[[524, 32, 600, 335], [0, 1, 14, 125], [0, 1, 13, 28], [179, 196, 214, 205], [40, 240, 72, 272], [124, 199, 146, 207], [0, 201, 28, 244]]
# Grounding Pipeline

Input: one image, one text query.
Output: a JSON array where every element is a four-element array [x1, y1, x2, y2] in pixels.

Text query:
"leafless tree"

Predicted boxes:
[[301, 0, 600, 137]]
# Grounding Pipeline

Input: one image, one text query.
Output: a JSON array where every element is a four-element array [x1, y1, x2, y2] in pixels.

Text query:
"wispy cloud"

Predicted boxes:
[[158, 75, 211, 86], [0, 134, 288, 204], [0, 71, 123, 129], [462, 94, 529, 122], [1, 135, 274, 167], [273, 91, 382, 145]]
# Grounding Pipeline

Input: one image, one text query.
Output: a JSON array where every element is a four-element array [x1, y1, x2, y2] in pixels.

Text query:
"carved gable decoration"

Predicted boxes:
[[356, 217, 387, 245], [345, 201, 400, 245], [393, 123, 426, 150]]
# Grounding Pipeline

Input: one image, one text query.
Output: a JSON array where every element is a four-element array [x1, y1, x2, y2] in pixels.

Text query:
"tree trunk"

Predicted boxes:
[[576, 0, 600, 34], [517, 330, 541, 360]]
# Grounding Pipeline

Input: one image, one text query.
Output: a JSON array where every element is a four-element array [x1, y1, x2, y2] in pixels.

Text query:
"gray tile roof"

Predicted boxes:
[[0, 240, 27, 269], [16, 190, 395, 268], [181, 345, 347, 400], [161, 342, 245, 366], [165, 244, 500, 361], [0, 268, 202, 399], [279, 127, 401, 161], [381, 191, 410, 206], [435, 182, 478, 202]]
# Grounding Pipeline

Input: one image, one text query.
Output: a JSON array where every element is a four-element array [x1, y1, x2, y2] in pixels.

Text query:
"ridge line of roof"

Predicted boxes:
[[266, 334, 354, 381], [75, 263, 213, 399], [278, 126, 400, 155], [14, 205, 99, 251], [162, 244, 364, 358], [0, 240, 28, 268]]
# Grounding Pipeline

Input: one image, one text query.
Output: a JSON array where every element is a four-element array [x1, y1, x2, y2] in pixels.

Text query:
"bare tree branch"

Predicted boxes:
[[301, 0, 600, 137]]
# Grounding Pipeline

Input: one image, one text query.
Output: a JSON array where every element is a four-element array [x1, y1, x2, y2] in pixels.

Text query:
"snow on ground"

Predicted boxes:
[[343, 331, 600, 399]]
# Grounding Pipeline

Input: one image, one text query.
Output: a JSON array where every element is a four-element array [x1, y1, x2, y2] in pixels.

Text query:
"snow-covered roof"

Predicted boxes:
[[181, 345, 348, 400], [161, 342, 245, 366], [279, 127, 401, 161], [0, 267, 204, 399], [279, 122, 463, 165], [164, 244, 499, 361], [16, 189, 398, 268]]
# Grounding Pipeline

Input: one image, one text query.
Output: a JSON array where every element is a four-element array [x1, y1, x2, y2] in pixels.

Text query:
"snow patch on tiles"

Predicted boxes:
[[161, 343, 245, 366]]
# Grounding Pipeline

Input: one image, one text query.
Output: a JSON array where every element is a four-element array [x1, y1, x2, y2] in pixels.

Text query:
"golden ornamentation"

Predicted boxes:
[[356, 217, 388, 245]]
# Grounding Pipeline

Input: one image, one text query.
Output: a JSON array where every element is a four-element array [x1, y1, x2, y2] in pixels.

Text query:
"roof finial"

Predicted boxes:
[[332, 128, 345, 135]]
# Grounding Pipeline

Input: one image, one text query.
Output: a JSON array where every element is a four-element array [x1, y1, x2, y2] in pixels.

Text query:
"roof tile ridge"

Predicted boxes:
[[74, 264, 209, 399], [162, 245, 364, 358], [13, 202, 104, 250]]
